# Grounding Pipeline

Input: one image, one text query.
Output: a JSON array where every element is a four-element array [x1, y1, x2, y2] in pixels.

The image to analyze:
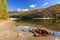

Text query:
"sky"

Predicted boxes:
[[7, 0, 60, 11]]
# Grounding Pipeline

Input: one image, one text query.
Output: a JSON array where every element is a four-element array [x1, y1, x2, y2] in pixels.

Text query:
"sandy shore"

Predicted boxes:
[[0, 20, 22, 40]]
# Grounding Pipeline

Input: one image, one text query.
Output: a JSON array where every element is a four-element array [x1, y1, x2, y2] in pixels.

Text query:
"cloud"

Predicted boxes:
[[23, 9, 29, 11], [17, 8, 22, 12], [17, 8, 29, 12], [30, 4, 36, 8], [58, 2, 60, 4], [43, 2, 48, 6]]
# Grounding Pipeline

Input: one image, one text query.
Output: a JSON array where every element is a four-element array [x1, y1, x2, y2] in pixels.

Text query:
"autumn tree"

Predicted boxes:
[[0, 0, 9, 19]]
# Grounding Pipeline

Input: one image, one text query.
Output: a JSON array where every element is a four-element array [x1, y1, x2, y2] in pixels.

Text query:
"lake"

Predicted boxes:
[[15, 25, 60, 37], [16, 19, 60, 31]]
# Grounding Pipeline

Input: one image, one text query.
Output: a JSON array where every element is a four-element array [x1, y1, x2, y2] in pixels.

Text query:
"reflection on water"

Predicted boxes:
[[16, 19, 60, 31], [33, 19, 60, 25], [32, 19, 60, 31]]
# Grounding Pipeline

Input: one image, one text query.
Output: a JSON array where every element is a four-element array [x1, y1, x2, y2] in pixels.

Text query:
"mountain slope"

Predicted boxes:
[[9, 4, 60, 19], [24, 4, 60, 18]]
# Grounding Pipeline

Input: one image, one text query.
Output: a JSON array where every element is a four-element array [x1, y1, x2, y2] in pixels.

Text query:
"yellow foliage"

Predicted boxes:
[[0, 0, 9, 19]]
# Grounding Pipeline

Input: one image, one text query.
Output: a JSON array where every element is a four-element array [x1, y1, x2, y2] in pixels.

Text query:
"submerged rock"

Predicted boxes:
[[29, 28, 51, 37]]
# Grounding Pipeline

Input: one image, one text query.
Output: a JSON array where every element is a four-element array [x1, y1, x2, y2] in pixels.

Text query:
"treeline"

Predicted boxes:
[[9, 11, 60, 24]]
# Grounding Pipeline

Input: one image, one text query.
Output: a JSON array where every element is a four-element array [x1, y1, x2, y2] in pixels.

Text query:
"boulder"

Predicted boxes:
[[29, 28, 51, 37]]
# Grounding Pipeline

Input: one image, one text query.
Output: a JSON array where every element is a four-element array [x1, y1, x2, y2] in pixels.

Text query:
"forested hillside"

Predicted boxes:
[[9, 4, 60, 21], [23, 4, 60, 19]]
